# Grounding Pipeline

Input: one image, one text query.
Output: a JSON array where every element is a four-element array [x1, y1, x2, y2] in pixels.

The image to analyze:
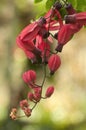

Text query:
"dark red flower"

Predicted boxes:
[[45, 86, 54, 97], [55, 23, 82, 52], [48, 54, 61, 75], [65, 12, 86, 26]]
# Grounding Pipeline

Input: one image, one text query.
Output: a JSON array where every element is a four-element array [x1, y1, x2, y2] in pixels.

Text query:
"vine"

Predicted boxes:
[[10, 0, 86, 120]]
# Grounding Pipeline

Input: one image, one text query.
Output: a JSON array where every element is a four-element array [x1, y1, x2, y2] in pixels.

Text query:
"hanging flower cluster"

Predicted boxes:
[[10, 0, 86, 120]]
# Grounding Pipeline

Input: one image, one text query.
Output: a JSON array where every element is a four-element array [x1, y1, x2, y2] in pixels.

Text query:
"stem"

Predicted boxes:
[[41, 64, 46, 87], [62, 0, 68, 5], [31, 102, 37, 111]]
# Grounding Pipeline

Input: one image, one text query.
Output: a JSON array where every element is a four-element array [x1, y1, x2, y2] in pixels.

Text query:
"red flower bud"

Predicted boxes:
[[22, 70, 36, 83], [10, 108, 17, 120], [34, 87, 42, 94], [33, 93, 41, 102], [45, 86, 54, 97], [28, 92, 34, 101], [48, 54, 61, 75], [20, 99, 29, 110], [23, 107, 31, 117], [33, 87, 42, 102]]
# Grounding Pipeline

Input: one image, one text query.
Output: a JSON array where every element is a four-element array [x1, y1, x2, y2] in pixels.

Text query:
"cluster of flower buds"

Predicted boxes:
[[10, 0, 86, 120]]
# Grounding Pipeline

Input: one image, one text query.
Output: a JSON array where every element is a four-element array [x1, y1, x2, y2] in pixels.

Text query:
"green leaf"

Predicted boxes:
[[76, 0, 86, 12], [67, 0, 86, 12], [46, 0, 56, 10], [34, 0, 43, 3]]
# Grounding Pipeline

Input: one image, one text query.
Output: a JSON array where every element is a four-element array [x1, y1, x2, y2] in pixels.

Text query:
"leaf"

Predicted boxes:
[[67, 0, 86, 12], [46, 0, 56, 10], [34, 0, 43, 3], [76, 0, 86, 12]]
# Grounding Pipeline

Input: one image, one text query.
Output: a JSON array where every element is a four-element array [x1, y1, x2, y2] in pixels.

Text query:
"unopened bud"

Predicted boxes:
[[22, 70, 36, 84], [45, 86, 54, 97], [28, 92, 34, 101], [48, 54, 61, 75]]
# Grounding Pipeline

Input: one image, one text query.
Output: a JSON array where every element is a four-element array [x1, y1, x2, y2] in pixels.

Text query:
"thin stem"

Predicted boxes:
[[41, 64, 46, 87], [31, 102, 37, 111], [62, 0, 68, 5]]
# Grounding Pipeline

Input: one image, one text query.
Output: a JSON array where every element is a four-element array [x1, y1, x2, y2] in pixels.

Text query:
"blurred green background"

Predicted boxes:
[[0, 0, 86, 130]]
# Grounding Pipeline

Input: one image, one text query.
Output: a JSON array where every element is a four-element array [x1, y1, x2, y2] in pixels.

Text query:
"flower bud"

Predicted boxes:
[[48, 54, 61, 75], [28, 92, 34, 101], [23, 107, 31, 117], [22, 70, 36, 83], [10, 108, 17, 120], [20, 99, 29, 110], [33, 87, 42, 102], [45, 86, 54, 98]]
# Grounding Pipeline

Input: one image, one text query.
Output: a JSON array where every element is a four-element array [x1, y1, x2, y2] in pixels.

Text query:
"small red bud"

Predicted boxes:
[[45, 86, 54, 97], [20, 99, 29, 110], [23, 108, 31, 117], [48, 54, 61, 75], [10, 108, 17, 120], [28, 92, 34, 101], [22, 70, 36, 83]]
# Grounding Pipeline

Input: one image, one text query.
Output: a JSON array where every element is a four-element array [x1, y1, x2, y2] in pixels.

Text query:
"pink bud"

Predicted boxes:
[[34, 87, 42, 94], [33, 87, 42, 102], [20, 99, 29, 110], [23, 107, 31, 117], [28, 92, 34, 101], [48, 54, 61, 75], [45, 86, 54, 97], [22, 70, 36, 83]]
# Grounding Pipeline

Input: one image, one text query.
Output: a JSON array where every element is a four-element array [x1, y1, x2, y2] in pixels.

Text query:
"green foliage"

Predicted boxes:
[[34, 0, 43, 3], [34, 0, 86, 16], [67, 0, 86, 12], [46, 0, 56, 10]]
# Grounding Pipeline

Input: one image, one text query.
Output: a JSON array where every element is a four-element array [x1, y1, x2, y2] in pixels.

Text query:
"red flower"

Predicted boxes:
[[45, 86, 54, 97], [25, 51, 37, 64], [48, 54, 61, 75], [36, 35, 50, 63], [22, 70, 36, 84], [65, 12, 86, 25], [19, 17, 46, 42], [55, 23, 82, 52]]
